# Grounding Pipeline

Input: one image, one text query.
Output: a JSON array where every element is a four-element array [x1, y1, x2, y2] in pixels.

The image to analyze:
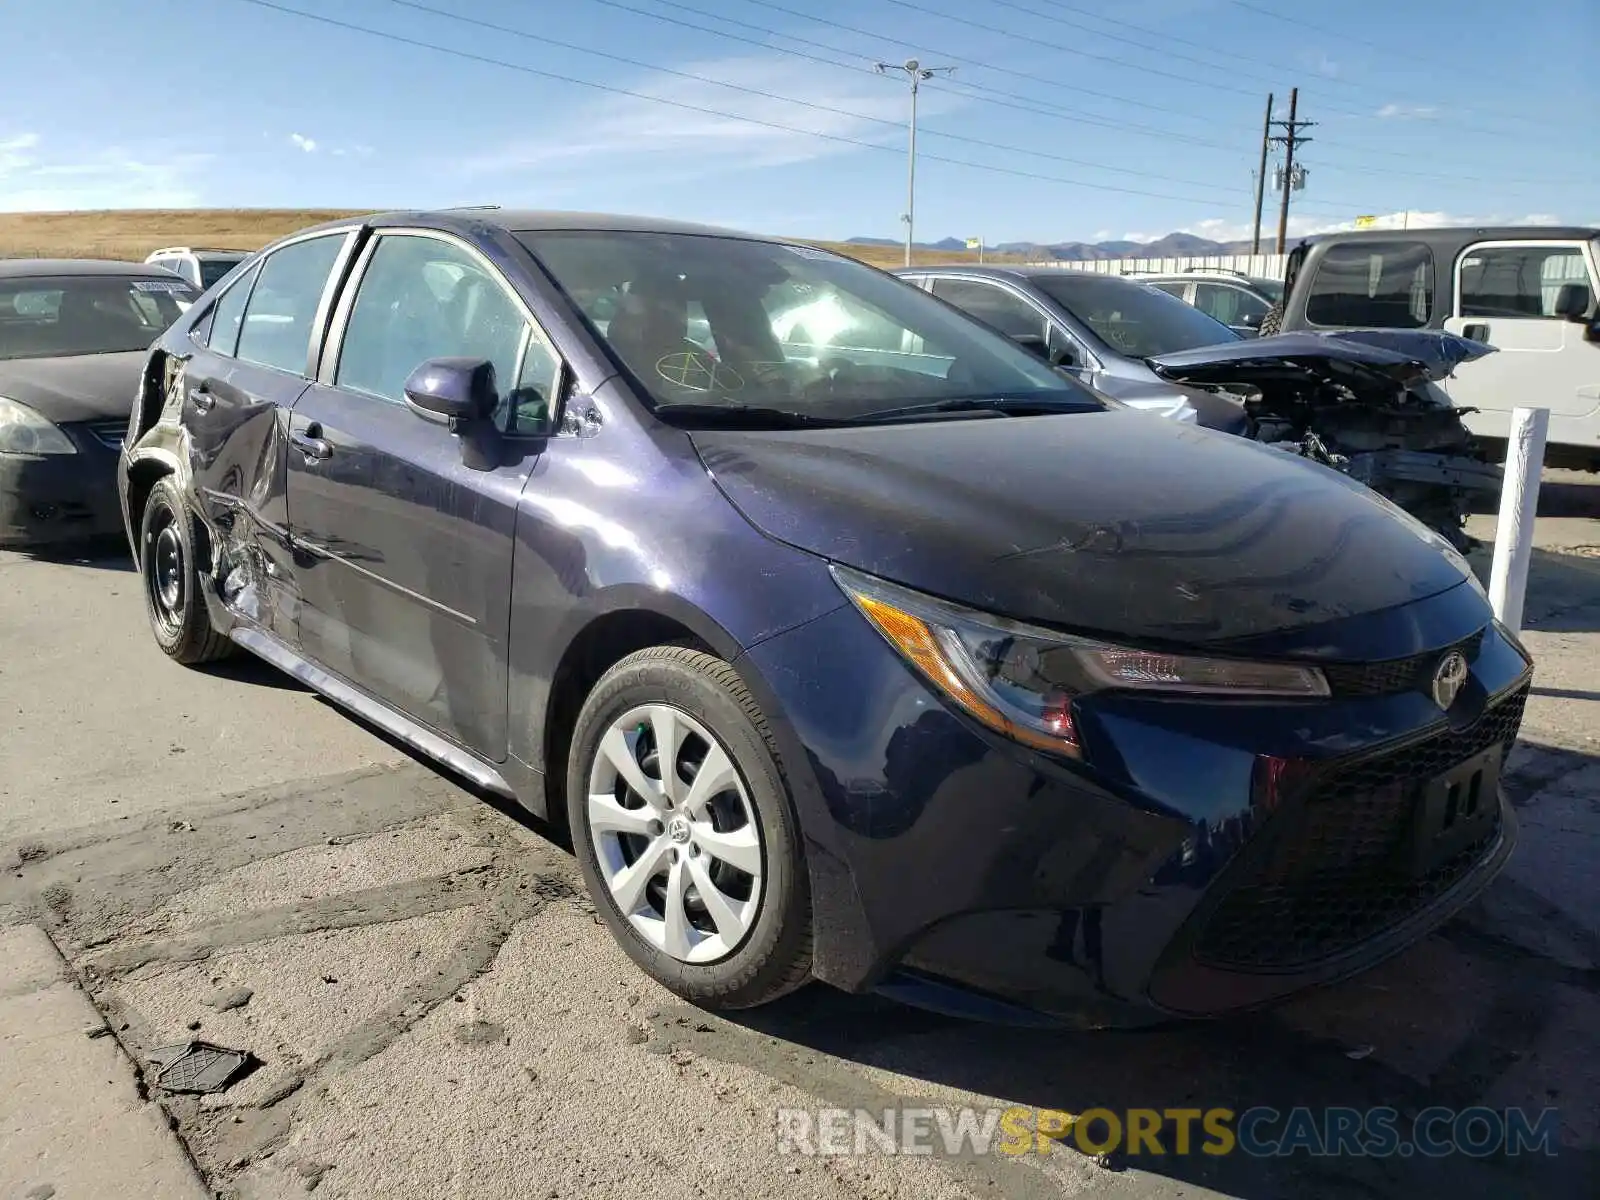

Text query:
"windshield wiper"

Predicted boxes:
[[651, 402, 855, 429], [855, 396, 1104, 423]]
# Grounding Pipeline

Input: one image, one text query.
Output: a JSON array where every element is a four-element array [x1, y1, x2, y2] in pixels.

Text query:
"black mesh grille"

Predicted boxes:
[[1193, 686, 1526, 971], [1321, 628, 1486, 697]]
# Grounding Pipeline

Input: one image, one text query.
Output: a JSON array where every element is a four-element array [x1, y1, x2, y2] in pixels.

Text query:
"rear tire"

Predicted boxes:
[[139, 477, 231, 665], [1257, 304, 1284, 336], [566, 646, 813, 1009]]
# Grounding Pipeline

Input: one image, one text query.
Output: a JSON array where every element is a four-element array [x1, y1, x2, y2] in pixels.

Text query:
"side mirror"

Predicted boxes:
[[1555, 282, 1593, 321], [403, 357, 497, 428]]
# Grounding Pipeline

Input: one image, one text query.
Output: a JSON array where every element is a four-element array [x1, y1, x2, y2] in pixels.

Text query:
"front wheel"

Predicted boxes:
[[566, 646, 812, 1008]]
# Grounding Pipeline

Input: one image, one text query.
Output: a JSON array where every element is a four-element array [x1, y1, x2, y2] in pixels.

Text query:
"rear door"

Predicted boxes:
[[177, 230, 356, 644], [285, 229, 563, 760], [1443, 239, 1600, 447]]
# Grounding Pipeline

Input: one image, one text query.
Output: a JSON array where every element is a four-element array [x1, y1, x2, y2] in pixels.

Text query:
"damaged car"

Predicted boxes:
[[900, 266, 1498, 550], [119, 211, 1531, 1026], [1149, 329, 1502, 553]]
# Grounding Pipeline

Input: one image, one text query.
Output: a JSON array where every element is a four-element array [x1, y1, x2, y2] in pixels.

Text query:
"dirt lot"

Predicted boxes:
[[2, 483, 1599, 1199], [0, 208, 1021, 269]]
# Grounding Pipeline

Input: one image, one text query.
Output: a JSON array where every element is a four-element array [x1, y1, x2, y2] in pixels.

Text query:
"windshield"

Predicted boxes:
[[1031, 273, 1241, 357], [517, 231, 1104, 422], [199, 257, 245, 289], [0, 275, 197, 360]]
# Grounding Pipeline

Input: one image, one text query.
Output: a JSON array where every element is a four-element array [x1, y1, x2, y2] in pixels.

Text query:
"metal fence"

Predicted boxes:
[[1025, 253, 1290, 280]]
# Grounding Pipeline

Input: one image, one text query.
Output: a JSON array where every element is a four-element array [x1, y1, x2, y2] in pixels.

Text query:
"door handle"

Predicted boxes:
[[1463, 322, 1490, 343], [290, 427, 332, 461], [192, 383, 216, 413]]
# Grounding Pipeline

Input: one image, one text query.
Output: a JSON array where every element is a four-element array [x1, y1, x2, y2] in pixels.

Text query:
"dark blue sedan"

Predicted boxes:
[[117, 210, 1532, 1024]]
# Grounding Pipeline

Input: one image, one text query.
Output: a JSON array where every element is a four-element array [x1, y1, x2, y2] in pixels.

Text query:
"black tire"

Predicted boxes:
[[1257, 303, 1284, 336], [566, 645, 813, 1009], [139, 477, 232, 665]]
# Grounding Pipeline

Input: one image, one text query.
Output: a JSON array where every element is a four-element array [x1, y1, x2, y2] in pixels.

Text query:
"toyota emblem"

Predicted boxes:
[[1431, 650, 1469, 710]]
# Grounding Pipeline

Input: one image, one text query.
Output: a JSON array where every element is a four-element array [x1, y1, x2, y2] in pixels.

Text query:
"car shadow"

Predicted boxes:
[[193, 654, 310, 692], [17, 539, 134, 571]]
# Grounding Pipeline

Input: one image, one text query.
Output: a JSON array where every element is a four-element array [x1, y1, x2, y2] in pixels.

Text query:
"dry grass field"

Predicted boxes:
[[0, 208, 1026, 268]]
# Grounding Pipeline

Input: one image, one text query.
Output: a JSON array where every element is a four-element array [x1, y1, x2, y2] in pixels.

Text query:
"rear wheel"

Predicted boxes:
[[140, 477, 231, 664], [1257, 304, 1284, 336], [566, 646, 812, 1008]]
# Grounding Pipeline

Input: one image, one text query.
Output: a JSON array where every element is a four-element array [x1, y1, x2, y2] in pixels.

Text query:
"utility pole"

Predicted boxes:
[[1270, 87, 1315, 253], [875, 58, 955, 267], [1251, 92, 1273, 255]]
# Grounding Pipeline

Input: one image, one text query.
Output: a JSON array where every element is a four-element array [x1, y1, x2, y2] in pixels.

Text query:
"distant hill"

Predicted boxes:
[[848, 231, 1260, 260]]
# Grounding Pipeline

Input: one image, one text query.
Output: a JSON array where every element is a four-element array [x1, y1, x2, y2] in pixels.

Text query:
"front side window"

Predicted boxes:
[[1031, 273, 1240, 357], [518, 231, 1094, 423], [0, 274, 197, 360], [1459, 244, 1594, 319], [930, 278, 1045, 341], [1305, 241, 1434, 328], [1194, 282, 1269, 327], [336, 235, 558, 433], [235, 234, 347, 375]]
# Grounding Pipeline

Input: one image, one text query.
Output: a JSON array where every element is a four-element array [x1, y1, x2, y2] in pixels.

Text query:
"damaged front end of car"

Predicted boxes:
[[1148, 330, 1502, 552]]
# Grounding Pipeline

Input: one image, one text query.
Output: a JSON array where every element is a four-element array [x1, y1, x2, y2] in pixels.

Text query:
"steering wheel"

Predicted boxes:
[[653, 345, 745, 394]]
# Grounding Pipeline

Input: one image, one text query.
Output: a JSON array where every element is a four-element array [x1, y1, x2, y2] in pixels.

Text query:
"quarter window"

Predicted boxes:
[[930, 278, 1045, 340], [234, 234, 346, 375], [203, 262, 259, 355], [1459, 245, 1593, 319], [1305, 241, 1434, 328], [336, 235, 560, 434]]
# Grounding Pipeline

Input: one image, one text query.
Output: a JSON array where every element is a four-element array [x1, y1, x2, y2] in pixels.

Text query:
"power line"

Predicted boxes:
[[1270, 87, 1314, 253], [369, 0, 1290, 203], [709, 0, 1578, 174], [232, 0, 1355, 214]]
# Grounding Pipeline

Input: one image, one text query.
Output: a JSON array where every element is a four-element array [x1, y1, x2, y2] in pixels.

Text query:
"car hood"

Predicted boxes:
[[692, 411, 1471, 645], [1146, 330, 1494, 392], [0, 351, 146, 423]]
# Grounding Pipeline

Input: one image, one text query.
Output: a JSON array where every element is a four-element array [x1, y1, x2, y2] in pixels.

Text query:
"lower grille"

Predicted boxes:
[[1193, 686, 1527, 971]]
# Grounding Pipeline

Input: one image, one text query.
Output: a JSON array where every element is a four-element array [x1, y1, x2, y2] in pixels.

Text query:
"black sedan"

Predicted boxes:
[[118, 211, 1530, 1024], [1, 260, 197, 547]]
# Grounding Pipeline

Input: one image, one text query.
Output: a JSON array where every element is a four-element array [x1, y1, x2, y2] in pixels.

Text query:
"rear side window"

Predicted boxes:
[[205, 262, 260, 357], [1305, 241, 1434, 328], [235, 234, 346, 375], [930, 278, 1045, 340], [1147, 281, 1187, 298], [1459, 244, 1594, 318]]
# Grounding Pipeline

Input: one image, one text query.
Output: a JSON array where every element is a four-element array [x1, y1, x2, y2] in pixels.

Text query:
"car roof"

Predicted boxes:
[[283, 209, 780, 244], [147, 247, 251, 258], [1301, 225, 1599, 246], [0, 258, 185, 279], [895, 264, 1156, 289]]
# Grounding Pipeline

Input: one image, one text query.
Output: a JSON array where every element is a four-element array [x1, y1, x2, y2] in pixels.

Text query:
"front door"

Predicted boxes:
[[1443, 239, 1600, 449], [284, 230, 564, 760]]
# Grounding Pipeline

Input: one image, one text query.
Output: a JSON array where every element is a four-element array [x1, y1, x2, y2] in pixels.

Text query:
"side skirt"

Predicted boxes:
[[229, 626, 518, 800]]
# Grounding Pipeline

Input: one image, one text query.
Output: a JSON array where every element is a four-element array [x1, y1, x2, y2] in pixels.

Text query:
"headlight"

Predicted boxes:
[[0, 396, 76, 455], [833, 565, 1328, 757]]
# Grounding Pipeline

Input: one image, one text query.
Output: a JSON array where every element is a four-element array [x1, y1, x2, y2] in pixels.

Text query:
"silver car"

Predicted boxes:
[[894, 266, 1248, 431]]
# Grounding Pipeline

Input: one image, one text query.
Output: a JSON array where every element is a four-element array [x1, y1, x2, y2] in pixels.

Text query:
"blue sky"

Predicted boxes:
[[2, 0, 1595, 244]]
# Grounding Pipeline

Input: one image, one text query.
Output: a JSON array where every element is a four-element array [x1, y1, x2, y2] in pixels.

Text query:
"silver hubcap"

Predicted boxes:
[[587, 704, 764, 964]]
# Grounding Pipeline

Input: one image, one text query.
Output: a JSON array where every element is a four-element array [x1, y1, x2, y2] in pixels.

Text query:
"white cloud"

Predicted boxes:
[[0, 131, 206, 211], [460, 54, 955, 180], [289, 132, 318, 153], [1376, 103, 1440, 120]]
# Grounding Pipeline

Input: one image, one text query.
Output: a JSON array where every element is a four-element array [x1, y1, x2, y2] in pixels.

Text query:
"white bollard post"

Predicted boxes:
[[1487, 406, 1549, 636]]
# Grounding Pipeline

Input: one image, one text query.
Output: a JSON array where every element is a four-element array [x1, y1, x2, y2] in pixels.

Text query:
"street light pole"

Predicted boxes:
[[875, 58, 954, 267]]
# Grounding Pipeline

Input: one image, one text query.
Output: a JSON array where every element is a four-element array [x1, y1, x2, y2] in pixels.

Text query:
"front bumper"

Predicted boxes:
[[741, 586, 1532, 1025], [0, 420, 126, 548]]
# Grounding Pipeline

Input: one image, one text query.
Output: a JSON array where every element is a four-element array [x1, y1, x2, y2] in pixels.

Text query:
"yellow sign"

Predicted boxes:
[[1354, 215, 1378, 228], [965, 238, 982, 249]]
